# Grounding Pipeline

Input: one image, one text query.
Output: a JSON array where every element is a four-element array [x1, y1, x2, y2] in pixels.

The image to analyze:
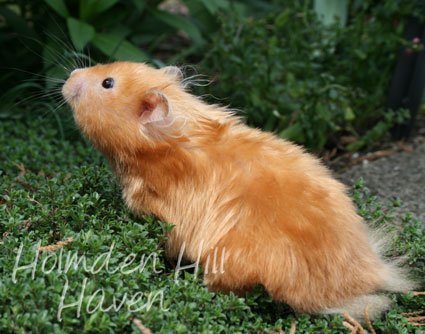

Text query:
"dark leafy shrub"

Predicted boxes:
[[195, 1, 423, 151], [0, 0, 276, 136], [0, 0, 201, 92], [0, 0, 277, 89]]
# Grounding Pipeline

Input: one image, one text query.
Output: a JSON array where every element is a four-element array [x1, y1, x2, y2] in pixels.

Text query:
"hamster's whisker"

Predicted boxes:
[[19, 72, 67, 84], [12, 86, 64, 107], [21, 78, 66, 85], [87, 46, 92, 68], [37, 33, 80, 73], [43, 26, 79, 61], [42, 44, 72, 70], [44, 31, 84, 71], [16, 35, 72, 74], [182, 74, 211, 88]]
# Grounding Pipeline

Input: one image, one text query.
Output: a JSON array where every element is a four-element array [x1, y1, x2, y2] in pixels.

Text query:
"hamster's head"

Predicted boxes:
[[62, 61, 188, 156]]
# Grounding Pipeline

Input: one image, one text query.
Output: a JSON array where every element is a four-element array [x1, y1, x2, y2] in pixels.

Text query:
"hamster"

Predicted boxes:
[[62, 61, 415, 319]]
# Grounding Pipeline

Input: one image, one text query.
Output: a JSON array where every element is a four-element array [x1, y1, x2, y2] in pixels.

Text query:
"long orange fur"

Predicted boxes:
[[62, 62, 416, 319]]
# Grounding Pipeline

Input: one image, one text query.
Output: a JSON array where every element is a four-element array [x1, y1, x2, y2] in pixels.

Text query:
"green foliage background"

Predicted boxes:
[[195, 1, 422, 151], [1, 0, 423, 151]]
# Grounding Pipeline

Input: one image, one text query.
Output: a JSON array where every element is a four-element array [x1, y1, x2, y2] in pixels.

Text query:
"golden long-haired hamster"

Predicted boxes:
[[62, 61, 415, 319]]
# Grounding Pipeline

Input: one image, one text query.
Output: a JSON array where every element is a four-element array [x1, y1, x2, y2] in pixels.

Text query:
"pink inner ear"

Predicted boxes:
[[139, 91, 168, 124], [139, 94, 158, 118]]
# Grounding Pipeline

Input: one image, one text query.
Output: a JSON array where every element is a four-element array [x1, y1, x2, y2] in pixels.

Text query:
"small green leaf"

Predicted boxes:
[[67, 18, 95, 50], [92, 33, 149, 62], [198, 0, 228, 13], [346, 140, 364, 151], [45, 0, 70, 18], [80, 0, 119, 21], [354, 49, 367, 60], [344, 107, 355, 121], [278, 123, 305, 142], [199, 0, 220, 14], [131, 0, 146, 13], [149, 8, 204, 45], [275, 10, 289, 27]]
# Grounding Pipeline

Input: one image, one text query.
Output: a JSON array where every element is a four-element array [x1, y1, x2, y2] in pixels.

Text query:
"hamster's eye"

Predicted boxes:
[[102, 78, 114, 89]]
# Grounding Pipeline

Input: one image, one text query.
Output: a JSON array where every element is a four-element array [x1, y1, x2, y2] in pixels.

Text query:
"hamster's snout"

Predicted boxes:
[[62, 70, 85, 103], [70, 68, 83, 76]]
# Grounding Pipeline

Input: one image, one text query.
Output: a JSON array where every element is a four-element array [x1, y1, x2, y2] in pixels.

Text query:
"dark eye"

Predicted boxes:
[[102, 77, 114, 89]]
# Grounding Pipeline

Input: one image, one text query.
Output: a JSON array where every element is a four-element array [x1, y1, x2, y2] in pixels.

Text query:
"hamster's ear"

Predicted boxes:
[[139, 90, 169, 124], [160, 66, 183, 81]]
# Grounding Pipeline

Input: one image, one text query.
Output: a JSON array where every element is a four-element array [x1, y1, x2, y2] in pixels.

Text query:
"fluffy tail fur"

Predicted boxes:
[[320, 227, 417, 320]]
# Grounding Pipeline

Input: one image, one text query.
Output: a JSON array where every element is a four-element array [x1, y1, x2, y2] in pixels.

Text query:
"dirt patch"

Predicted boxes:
[[336, 139, 425, 224]]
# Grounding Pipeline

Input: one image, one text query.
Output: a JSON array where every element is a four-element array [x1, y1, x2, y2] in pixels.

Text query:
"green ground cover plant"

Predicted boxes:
[[0, 115, 423, 333]]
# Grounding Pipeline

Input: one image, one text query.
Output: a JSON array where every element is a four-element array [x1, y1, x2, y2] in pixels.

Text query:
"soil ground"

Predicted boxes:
[[336, 119, 425, 224]]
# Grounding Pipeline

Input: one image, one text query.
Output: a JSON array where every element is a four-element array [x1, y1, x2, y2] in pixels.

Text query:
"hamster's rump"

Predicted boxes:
[[62, 61, 416, 319]]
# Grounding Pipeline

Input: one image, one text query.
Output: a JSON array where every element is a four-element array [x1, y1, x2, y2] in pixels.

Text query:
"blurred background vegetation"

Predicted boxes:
[[0, 0, 423, 152]]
